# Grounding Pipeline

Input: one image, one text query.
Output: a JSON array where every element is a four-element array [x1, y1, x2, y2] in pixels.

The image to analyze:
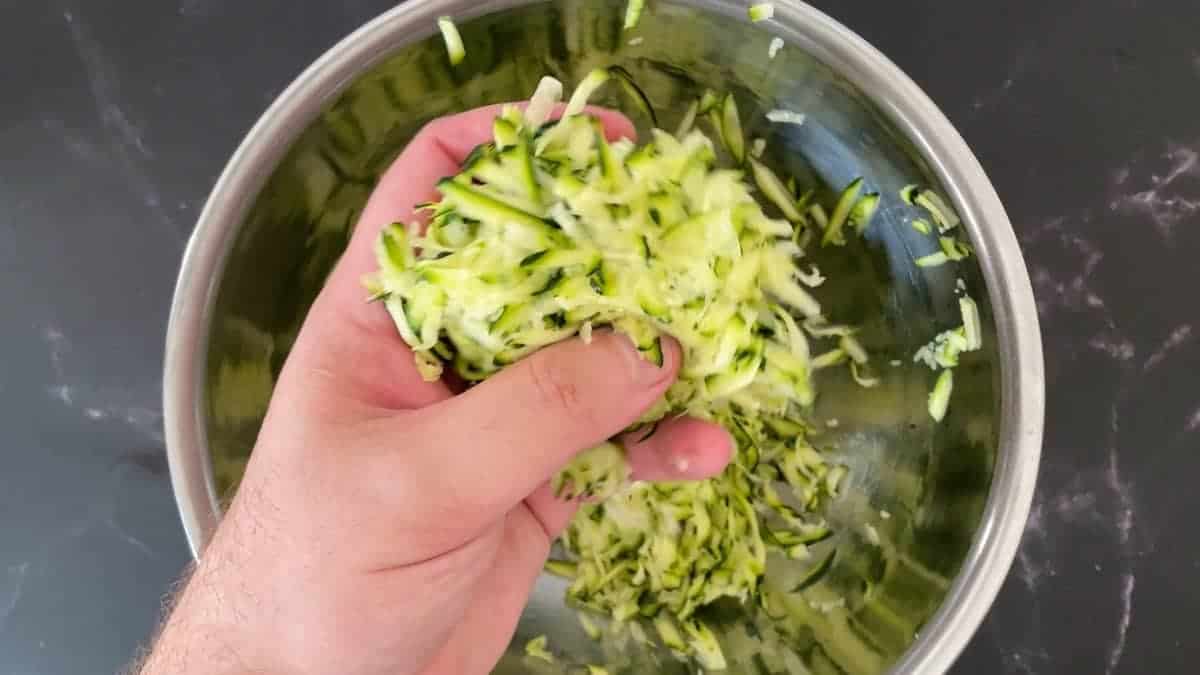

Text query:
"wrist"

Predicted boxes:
[[137, 564, 261, 675], [139, 505, 284, 675]]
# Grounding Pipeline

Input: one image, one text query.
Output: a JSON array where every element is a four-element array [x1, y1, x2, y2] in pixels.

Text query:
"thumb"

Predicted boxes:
[[403, 331, 679, 517]]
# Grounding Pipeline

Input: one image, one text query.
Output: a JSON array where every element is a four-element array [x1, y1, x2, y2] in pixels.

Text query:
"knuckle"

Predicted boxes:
[[527, 351, 587, 420], [412, 118, 456, 159], [515, 506, 556, 553], [417, 116, 448, 138]]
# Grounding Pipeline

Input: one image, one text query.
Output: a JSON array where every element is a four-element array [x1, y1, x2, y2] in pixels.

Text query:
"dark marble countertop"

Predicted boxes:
[[2, 1, 1197, 673]]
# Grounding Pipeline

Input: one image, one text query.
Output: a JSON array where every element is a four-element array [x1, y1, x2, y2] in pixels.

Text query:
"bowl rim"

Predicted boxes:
[[163, 1, 1044, 672]]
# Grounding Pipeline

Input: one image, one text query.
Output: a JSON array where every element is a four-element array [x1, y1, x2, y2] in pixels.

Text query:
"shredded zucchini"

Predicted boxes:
[[524, 635, 554, 663], [565, 69, 612, 118], [748, 3, 776, 22], [551, 442, 628, 500], [765, 109, 806, 126], [674, 99, 699, 138], [791, 547, 837, 592], [750, 137, 767, 159], [437, 16, 465, 66], [822, 178, 863, 246], [850, 192, 881, 234], [623, 0, 646, 30], [928, 369, 954, 421], [914, 289, 982, 420], [370, 73, 889, 668], [915, 251, 950, 268], [525, 77, 564, 129], [579, 612, 603, 640], [609, 66, 659, 128], [544, 559, 577, 580], [684, 619, 728, 670], [750, 157, 803, 222], [940, 235, 973, 261], [768, 37, 784, 59], [720, 94, 746, 164], [796, 264, 826, 288], [960, 296, 982, 350], [914, 328, 969, 370], [901, 184, 960, 232]]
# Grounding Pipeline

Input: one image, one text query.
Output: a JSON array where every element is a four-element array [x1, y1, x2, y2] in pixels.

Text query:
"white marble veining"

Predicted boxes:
[[1108, 447, 1135, 550], [1186, 406, 1200, 433], [0, 505, 158, 642], [1002, 648, 1050, 675], [62, 7, 184, 245], [41, 118, 106, 166], [0, 563, 31, 633], [1023, 216, 1107, 322], [1011, 204, 1154, 673], [62, 10, 151, 158], [1104, 404, 1137, 675], [1142, 324, 1194, 372], [1109, 142, 1200, 241], [1088, 335, 1136, 361], [41, 326, 164, 443], [1107, 573, 1135, 675], [969, 46, 1035, 115], [178, 0, 218, 18]]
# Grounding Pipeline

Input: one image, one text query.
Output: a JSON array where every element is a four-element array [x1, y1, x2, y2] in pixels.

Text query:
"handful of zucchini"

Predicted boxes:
[[369, 72, 880, 669]]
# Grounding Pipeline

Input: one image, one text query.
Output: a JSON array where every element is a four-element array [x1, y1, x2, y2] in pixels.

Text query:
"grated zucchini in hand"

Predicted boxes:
[[369, 72, 888, 668]]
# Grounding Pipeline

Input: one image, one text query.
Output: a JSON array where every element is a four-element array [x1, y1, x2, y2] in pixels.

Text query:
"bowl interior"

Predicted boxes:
[[198, 1, 1001, 672]]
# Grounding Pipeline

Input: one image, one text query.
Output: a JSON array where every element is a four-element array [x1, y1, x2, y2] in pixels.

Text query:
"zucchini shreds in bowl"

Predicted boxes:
[[436, 16, 464, 66], [765, 109, 806, 126], [904, 184, 982, 418], [748, 3, 776, 23], [768, 37, 785, 59], [623, 0, 646, 30]]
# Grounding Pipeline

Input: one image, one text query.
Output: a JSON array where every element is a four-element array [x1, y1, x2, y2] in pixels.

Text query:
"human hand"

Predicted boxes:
[[139, 104, 733, 675]]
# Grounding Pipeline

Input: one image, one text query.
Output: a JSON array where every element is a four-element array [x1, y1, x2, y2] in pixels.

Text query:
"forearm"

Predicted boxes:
[[134, 561, 257, 675], [135, 507, 282, 675]]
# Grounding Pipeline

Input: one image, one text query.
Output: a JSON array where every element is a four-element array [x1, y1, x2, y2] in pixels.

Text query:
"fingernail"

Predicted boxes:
[[618, 335, 671, 386]]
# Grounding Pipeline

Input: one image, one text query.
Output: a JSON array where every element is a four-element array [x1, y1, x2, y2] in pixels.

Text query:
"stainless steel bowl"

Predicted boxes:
[[164, 1, 1043, 672]]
